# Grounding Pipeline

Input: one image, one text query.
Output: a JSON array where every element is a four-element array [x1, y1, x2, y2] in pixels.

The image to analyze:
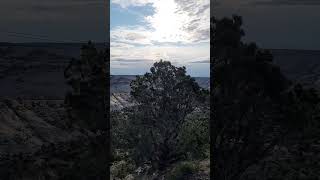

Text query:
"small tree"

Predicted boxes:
[[211, 15, 289, 179], [127, 60, 203, 169], [64, 41, 108, 131], [64, 41, 109, 179]]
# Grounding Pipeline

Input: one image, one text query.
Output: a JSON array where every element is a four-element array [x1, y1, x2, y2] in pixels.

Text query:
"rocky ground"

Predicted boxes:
[[0, 98, 109, 179]]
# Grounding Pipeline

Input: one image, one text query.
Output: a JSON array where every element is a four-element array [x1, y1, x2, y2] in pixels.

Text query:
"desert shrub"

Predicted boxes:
[[125, 60, 205, 170], [212, 15, 290, 179], [282, 84, 320, 133], [179, 110, 209, 159], [111, 160, 136, 179], [212, 15, 320, 180], [63, 41, 109, 179], [167, 162, 199, 180], [64, 41, 108, 132], [111, 110, 131, 150]]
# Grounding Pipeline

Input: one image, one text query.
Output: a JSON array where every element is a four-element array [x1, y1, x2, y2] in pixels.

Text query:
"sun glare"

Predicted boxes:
[[146, 0, 190, 43], [111, 0, 210, 76]]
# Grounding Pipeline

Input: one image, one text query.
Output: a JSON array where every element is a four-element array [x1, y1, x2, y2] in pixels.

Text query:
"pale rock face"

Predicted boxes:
[[124, 174, 135, 180], [0, 99, 87, 155], [110, 75, 210, 111], [110, 93, 133, 111]]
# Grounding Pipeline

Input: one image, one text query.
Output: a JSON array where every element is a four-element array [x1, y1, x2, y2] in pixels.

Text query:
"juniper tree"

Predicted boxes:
[[211, 15, 289, 180], [127, 60, 204, 170], [64, 41, 109, 179], [64, 41, 108, 131]]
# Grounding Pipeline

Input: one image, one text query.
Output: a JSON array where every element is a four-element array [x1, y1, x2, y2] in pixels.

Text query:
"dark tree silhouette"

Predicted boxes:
[[64, 41, 109, 179], [127, 60, 204, 170], [211, 15, 290, 179], [64, 41, 108, 131]]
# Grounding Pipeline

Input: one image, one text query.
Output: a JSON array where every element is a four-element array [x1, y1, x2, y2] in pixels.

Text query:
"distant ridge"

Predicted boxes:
[[0, 42, 106, 47], [1, 43, 319, 98], [111, 75, 210, 93], [270, 49, 320, 52]]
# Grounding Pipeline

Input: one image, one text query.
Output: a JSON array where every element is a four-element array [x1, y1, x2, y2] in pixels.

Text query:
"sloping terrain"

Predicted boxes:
[[1, 43, 320, 179], [0, 44, 210, 111], [0, 44, 319, 111], [111, 75, 210, 94], [272, 49, 320, 88], [0, 98, 108, 179], [0, 99, 86, 154], [110, 75, 210, 111], [0, 43, 107, 179], [110, 93, 134, 111]]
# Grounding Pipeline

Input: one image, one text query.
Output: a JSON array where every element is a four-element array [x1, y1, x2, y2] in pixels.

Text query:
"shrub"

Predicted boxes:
[[179, 110, 209, 159], [110, 160, 135, 179], [167, 162, 199, 180], [127, 60, 204, 169]]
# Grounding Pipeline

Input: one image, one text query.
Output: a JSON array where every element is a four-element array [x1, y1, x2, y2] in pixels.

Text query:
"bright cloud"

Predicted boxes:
[[111, 0, 154, 8], [111, 0, 210, 76], [112, 0, 209, 44], [111, 26, 153, 45], [111, 44, 209, 66], [145, 0, 190, 43]]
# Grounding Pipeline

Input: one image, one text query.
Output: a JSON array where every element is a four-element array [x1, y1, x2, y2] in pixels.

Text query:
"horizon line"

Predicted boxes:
[[1, 42, 320, 51], [110, 74, 210, 78]]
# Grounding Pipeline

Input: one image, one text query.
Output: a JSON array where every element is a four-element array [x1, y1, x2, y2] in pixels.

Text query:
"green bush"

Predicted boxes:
[[178, 110, 209, 159], [126, 60, 204, 169]]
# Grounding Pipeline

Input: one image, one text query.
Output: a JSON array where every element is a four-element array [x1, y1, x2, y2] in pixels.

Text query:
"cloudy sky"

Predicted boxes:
[[0, 0, 106, 43], [110, 0, 210, 77], [214, 0, 320, 50]]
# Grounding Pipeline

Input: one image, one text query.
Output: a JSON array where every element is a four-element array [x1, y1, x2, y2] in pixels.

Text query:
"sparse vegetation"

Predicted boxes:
[[167, 162, 199, 180], [110, 60, 210, 179]]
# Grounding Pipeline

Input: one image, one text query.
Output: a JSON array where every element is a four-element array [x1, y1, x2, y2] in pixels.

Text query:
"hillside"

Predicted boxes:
[[0, 43, 107, 179], [1, 44, 320, 110], [272, 49, 320, 88], [0, 43, 210, 111], [111, 75, 210, 93], [0, 43, 320, 178]]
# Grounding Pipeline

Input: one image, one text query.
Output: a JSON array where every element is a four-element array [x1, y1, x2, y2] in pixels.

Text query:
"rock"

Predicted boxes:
[[125, 174, 135, 180]]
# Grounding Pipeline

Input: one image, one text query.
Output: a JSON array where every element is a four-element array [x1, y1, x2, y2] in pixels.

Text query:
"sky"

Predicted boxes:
[[110, 0, 210, 77], [214, 0, 320, 50], [0, 0, 106, 43], [1, 0, 318, 76]]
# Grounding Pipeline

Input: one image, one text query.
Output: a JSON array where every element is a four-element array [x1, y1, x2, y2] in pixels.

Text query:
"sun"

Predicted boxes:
[[146, 0, 190, 43]]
